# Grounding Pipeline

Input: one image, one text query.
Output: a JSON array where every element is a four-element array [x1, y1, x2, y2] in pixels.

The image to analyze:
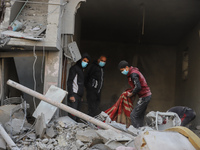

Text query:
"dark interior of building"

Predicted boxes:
[[76, 0, 200, 126]]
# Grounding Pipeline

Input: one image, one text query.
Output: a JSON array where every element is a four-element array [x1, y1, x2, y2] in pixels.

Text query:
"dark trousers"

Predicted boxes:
[[86, 89, 101, 117], [67, 94, 82, 121], [130, 95, 151, 128]]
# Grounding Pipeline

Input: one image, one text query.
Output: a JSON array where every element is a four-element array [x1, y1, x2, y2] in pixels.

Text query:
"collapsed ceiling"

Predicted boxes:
[[79, 0, 200, 45]]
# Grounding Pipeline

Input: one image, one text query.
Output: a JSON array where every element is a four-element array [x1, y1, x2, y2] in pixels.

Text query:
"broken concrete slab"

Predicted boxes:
[[89, 143, 109, 150], [96, 129, 133, 143], [46, 125, 56, 138], [105, 140, 123, 150], [76, 129, 100, 143], [134, 130, 196, 150], [34, 113, 46, 138], [125, 140, 135, 148], [127, 125, 139, 136], [0, 105, 25, 124], [33, 85, 67, 124], [4, 118, 26, 136], [55, 116, 77, 126]]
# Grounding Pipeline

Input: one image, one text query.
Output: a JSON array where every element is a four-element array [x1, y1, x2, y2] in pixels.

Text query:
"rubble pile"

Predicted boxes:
[[0, 104, 140, 150], [8, 0, 48, 37]]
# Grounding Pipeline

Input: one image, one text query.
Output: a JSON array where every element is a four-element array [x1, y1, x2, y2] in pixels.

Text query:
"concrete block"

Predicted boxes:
[[76, 129, 100, 143], [34, 113, 46, 138], [46, 126, 56, 138], [57, 135, 67, 147], [56, 116, 77, 126], [105, 140, 123, 150], [33, 85, 67, 124], [127, 125, 139, 136], [75, 140, 84, 149], [0, 105, 25, 124], [96, 129, 132, 143], [4, 118, 25, 135]]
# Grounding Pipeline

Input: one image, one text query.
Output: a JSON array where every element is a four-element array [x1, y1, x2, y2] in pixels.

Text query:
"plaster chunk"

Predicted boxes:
[[96, 129, 132, 143], [76, 129, 100, 142]]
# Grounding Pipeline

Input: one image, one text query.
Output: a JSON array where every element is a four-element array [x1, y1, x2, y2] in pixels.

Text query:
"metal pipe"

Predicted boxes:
[[7, 79, 121, 133]]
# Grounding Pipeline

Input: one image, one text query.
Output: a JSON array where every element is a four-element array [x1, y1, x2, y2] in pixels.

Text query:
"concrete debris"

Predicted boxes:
[[0, 135, 6, 150], [0, 104, 25, 125], [116, 146, 136, 150], [46, 125, 56, 138], [89, 143, 109, 150], [34, 113, 46, 138], [96, 129, 133, 143], [0, 101, 199, 149], [134, 130, 196, 150], [146, 111, 181, 130], [76, 129, 100, 143], [196, 125, 200, 130], [105, 140, 123, 150], [5, 118, 26, 136]]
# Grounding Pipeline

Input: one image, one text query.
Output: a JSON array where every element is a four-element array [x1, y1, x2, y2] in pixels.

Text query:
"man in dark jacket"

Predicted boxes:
[[118, 60, 152, 128], [85, 55, 107, 117], [67, 53, 90, 121], [168, 106, 196, 126]]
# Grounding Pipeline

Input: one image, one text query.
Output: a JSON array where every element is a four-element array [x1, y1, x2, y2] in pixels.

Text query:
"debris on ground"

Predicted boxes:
[[0, 80, 199, 150]]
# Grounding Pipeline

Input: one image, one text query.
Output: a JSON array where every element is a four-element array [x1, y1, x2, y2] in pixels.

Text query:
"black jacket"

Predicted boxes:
[[85, 61, 104, 93], [67, 60, 84, 97]]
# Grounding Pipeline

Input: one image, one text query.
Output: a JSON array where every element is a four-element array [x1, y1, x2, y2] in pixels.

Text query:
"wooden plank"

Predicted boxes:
[[32, 85, 67, 124], [165, 126, 200, 150]]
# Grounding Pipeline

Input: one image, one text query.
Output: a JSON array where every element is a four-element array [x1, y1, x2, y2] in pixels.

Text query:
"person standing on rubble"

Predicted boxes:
[[85, 55, 107, 117], [118, 60, 152, 128], [67, 53, 90, 121], [168, 106, 196, 126]]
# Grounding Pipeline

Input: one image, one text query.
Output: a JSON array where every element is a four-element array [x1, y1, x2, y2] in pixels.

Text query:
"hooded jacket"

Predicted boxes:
[[127, 66, 151, 98], [85, 61, 104, 94], [67, 53, 90, 97]]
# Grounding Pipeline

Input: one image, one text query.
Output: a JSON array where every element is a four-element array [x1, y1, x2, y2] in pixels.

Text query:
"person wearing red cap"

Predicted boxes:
[[118, 60, 152, 128]]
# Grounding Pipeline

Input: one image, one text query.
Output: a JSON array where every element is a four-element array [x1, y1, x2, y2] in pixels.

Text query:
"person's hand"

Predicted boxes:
[[127, 92, 133, 97], [69, 96, 76, 102]]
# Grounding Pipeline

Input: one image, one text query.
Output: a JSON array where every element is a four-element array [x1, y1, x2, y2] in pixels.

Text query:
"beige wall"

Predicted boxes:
[[176, 22, 200, 126], [80, 41, 177, 114]]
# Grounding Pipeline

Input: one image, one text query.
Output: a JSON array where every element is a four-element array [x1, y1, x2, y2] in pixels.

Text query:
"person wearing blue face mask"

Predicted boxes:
[[118, 60, 152, 128], [67, 53, 90, 121], [85, 55, 107, 117]]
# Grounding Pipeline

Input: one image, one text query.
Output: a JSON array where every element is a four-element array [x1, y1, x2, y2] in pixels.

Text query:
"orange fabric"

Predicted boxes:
[[105, 91, 133, 127]]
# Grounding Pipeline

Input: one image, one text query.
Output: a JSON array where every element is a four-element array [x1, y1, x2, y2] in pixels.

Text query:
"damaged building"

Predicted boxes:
[[0, 0, 200, 149]]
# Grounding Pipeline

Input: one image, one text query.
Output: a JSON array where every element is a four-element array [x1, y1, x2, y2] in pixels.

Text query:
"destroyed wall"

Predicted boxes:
[[14, 56, 44, 114], [176, 21, 200, 126], [80, 41, 177, 113], [0, 58, 21, 103]]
